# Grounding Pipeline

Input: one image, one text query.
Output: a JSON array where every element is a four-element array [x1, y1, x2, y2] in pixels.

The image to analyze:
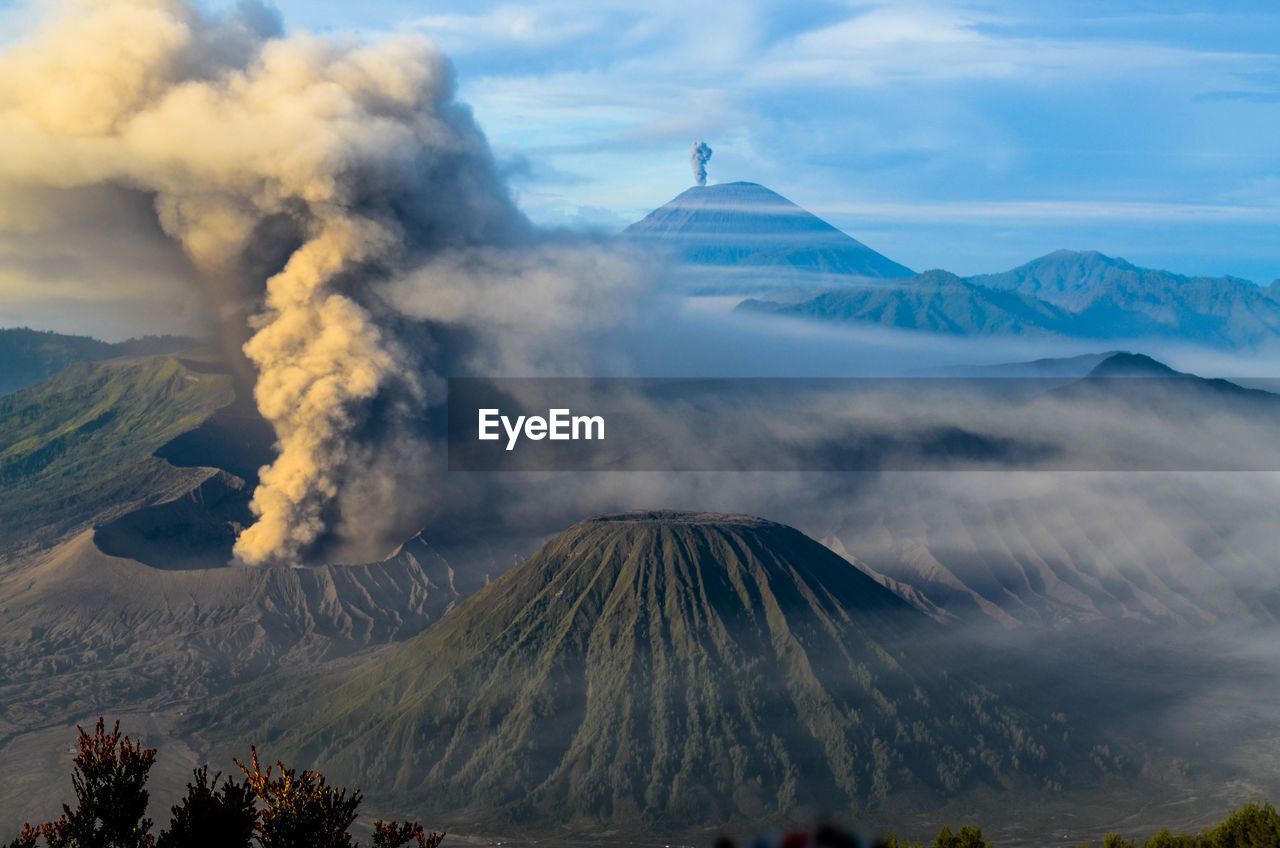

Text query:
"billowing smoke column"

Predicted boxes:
[[0, 0, 643, 564], [690, 141, 712, 186]]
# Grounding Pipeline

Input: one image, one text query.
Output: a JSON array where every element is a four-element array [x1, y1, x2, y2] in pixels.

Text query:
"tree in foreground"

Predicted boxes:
[[155, 766, 257, 848], [236, 748, 440, 848], [14, 718, 1268, 848], [872, 804, 1280, 848], [4, 825, 41, 848], [6, 718, 444, 848], [41, 718, 156, 848], [1077, 801, 1280, 848], [1202, 801, 1280, 848], [237, 747, 363, 848], [369, 822, 446, 848], [876, 824, 992, 848], [932, 825, 992, 848]]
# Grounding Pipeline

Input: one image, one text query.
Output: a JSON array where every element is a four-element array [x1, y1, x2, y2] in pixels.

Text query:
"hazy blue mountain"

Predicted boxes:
[[1068, 351, 1280, 410], [623, 182, 914, 287], [739, 251, 1280, 349], [624, 186, 1278, 347], [917, 351, 1118, 377], [1084, 351, 1182, 378], [737, 269, 1077, 336], [0, 326, 198, 395], [969, 250, 1280, 348]]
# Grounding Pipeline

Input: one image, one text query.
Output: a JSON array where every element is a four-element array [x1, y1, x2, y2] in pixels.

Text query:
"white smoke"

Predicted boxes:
[[0, 0, 646, 564], [690, 141, 712, 186]]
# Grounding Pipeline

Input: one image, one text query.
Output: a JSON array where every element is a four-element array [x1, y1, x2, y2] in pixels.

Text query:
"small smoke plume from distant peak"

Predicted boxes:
[[690, 141, 712, 186]]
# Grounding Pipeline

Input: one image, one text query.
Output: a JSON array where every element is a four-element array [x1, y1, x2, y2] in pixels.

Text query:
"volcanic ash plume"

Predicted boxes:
[[690, 141, 713, 186], [234, 222, 396, 563], [0, 0, 551, 563]]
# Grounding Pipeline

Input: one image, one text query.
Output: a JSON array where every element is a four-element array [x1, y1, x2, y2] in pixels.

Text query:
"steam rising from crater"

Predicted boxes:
[[691, 141, 712, 186], [0, 0, 644, 563]]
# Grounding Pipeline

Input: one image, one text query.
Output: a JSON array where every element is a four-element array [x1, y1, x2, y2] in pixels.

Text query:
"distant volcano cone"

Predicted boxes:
[[623, 182, 913, 279], [229, 511, 1087, 827]]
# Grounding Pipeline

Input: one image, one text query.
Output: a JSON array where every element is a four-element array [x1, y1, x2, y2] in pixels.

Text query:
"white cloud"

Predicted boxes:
[[811, 198, 1280, 224], [760, 5, 1266, 87], [410, 3, 603, 52]]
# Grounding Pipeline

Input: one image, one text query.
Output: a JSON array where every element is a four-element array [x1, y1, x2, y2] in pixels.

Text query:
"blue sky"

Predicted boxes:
[[11, 0, 1280, 282]]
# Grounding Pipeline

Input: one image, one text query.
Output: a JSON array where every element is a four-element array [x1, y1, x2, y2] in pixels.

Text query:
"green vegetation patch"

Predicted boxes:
[[0, 355, 235, 551], [0, 327, 196, 396]]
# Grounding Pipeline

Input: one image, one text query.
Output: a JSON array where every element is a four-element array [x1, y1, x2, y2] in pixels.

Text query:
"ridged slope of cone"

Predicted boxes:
[[624, 183, 914, 278], [231, 511, 1089, 827]]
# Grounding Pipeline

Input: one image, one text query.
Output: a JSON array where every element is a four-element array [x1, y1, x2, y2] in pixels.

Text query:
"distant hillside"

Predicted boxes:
[[915, 351, 1117, 377], [0, 327, 198, 395], [1056, 351, 1280, 420], [1081, 351, 1181, 378], [739, 269, 1077, 337], [209, 511, 1099, 829], [738, 251, 1280, 349], [0, 352, 486, 831], [0, 355, 234, 551], [623, 182, 913, 290], [968, 251, 1280, 349]]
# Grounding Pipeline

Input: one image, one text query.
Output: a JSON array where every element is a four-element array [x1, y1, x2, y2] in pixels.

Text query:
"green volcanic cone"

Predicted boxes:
[[225, 511, 1090, 828]]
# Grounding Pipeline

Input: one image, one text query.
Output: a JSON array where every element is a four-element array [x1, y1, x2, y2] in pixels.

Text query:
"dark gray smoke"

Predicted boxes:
[[691, 141, 712, 186], [0, 0, 650, 564]]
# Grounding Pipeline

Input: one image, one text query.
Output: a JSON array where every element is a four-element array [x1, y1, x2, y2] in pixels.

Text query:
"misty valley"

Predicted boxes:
[[1, 2, 1279, 848]]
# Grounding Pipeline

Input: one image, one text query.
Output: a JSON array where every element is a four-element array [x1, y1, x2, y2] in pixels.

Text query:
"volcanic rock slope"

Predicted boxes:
[[221, 511, 1092, 828], [0, 348, 481, 690], [0, 347, 482, 830]]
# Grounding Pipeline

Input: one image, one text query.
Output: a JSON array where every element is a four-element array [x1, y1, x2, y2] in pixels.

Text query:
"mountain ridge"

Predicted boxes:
[[738, 269, 1079, 337], [0, 327, 199, 395], [0, 354, 236, 552], [205, 510, 1098, 829], [738, 250, 1280, 349], [968, 250, 1280, 348], [624, 181, 914, 282]]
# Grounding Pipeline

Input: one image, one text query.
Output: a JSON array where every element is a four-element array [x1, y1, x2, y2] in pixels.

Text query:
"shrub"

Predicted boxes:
[[236, 746, 364, 848], [369, 821, 446, 848], [933, 825, 991, 848], [155, 766, 257, 848], [1202, 801, 1280, 848], [5, 824, 40, 848], [41, 718, 156, 848], [7, 719, 444, 848]]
